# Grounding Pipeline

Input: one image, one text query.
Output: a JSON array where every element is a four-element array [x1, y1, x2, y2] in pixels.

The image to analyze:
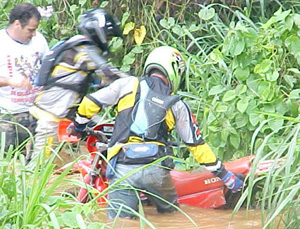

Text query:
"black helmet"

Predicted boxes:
[[78, 9, 122, 52]]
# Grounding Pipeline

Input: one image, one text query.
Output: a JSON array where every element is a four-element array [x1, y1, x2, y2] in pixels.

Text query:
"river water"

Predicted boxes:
[[53, 148, 264, 229], [52, 171, 263, 228], [104, 205, 262, 228]]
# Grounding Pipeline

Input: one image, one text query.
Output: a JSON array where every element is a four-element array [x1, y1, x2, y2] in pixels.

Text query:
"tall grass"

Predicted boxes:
[[232, 119, 300, 228], [1, 148, 65, 227], [2, 0, 300, 228], [0, 142, 102, 228]]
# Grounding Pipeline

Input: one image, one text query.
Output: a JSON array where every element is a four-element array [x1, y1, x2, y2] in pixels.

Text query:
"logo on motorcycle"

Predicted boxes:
[[204, 177, 221, 185]]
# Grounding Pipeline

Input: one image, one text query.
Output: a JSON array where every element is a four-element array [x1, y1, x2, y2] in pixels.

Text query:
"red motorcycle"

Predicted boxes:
[[58, 120, 113, 205], [57, 120, 281, 208]]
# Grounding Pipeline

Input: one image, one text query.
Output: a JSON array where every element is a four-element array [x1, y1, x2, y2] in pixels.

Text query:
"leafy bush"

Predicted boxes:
[[2, 0, 300, 227], [196, 8, 300, 160]]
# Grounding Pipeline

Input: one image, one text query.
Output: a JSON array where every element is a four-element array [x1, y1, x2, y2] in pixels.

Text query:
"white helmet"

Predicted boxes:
[[144, 46, 185, 92]]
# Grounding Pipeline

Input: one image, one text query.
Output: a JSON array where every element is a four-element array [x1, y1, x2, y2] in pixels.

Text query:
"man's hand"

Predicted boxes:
[[1, 77, 33, 90], [67, 122, 86, 138], [221, 171, 244, 193]]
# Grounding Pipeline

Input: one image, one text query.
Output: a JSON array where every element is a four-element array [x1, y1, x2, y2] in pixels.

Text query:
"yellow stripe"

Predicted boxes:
[[187, 143, 217, 164], [52, 65, 77, 76], [78, 97, 101, 118], [45, 136, 54, 158], [34, 91, 43, 103], [73, 50, 86, 63], [127, 136, 166, 146], [165, 109, 175, 131], [117, 78, 139, 112], [29, 106, 63, 122]]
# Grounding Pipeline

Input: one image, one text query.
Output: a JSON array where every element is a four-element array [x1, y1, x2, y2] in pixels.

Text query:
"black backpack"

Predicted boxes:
[[35, 37, 92, 87]]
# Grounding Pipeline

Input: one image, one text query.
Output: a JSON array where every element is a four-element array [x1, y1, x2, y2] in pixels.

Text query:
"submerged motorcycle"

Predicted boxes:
[[57, 120, 279, 209]]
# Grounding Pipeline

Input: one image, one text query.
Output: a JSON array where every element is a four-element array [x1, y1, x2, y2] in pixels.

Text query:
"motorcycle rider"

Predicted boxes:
[[27, 9, 128, 165], [68, 46, 244, 218]]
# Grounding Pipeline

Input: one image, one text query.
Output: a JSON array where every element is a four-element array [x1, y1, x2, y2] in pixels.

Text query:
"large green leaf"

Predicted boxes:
[[268, 118, 284, 132], [61, 212, 79, 228], [285, 35, 300, 56], [209, 85, 225, 95], [221, 128, 229, 142], [289, 89, 300, 99], [292, 14, 300, 28], [234, 67, 250, 81], [230, 134, 240, 149], [257, 81, 271, 100], [235, 113, 248, 128], [198, 7, 215, 20], [237, 97, 249, 113], [266, 71, 279, 82], [109, 37, 123, 52], [230, 38, 245, 56], [249, 112, 260, 126], [159, 17, 175, 29], [236, 53, 252, 68], [121, 12, 130, 26], [216, 103, 228, 113], [254, 59, 272, 74], [209, 48, 224, 63], [207, 111, 216, 124], [172, 24, 185, 36], [223, 90, 236, 102]]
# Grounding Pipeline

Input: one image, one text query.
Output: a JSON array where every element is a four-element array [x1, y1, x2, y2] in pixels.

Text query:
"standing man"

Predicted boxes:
[[0, 3, 49, 153], [68, 46, 244, 219], [28, 9, 128, 164]]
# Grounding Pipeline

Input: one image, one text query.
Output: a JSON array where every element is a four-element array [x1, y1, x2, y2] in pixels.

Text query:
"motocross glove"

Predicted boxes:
[[67, 122, 87, 138], [221, 171, 244, 193]]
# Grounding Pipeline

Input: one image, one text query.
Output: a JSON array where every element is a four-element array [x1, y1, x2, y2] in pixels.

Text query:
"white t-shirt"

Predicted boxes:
[[0, 29, 49, 114]]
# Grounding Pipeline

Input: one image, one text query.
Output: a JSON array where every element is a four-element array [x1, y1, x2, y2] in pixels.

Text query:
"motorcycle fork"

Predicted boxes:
[[88, 153, 101, 187]]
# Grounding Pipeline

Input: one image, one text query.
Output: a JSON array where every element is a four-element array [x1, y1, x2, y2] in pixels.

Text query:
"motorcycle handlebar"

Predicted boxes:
[[85, 129, 108, 143]]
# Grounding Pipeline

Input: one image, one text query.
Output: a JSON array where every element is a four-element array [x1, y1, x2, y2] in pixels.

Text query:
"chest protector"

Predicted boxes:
[[130, 79, 180, 140]]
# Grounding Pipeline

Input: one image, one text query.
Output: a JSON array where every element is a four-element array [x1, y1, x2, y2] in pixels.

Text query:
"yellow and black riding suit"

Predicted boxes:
[[29, 34, 128, 161], [73, 75, 244, 218], [74, 75, 220, 169], [73, 75, 222, 218]]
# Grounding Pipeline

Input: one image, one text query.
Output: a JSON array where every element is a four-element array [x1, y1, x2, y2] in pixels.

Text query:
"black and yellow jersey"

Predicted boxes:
[[75, 76, 218, 166], [31, 35, 128, 120]]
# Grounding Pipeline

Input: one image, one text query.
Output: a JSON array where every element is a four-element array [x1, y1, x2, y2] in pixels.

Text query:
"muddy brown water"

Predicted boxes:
[[106, 206, 262, 229], [51, 173, 263, 229], [51, 148, 264, 228]]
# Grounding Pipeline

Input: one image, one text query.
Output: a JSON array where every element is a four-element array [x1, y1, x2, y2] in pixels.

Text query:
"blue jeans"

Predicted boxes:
[[107, 163, 178, 219]]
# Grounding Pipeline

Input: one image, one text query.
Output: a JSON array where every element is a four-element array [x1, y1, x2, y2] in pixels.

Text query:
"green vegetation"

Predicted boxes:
[[1, 0, 300, 228]]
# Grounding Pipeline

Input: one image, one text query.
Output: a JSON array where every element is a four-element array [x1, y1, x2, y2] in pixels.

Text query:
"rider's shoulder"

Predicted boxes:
[[115, 75, 137, 83]]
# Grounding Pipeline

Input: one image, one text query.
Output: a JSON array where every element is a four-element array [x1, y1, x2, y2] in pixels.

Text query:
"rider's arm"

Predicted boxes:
[[172, 100, 244, 192], [172, 100, 217, 165], [86, 46, 129, 86], [74, 76, 137, 126]]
